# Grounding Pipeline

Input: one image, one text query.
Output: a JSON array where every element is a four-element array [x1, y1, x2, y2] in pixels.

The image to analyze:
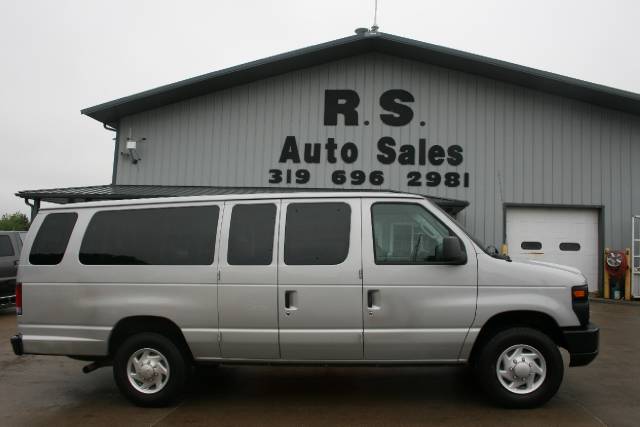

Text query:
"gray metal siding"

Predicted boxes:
[[115, 53, 640, 250]]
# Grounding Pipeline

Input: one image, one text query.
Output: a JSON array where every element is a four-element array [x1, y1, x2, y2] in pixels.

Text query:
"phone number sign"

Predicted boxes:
[[268, 89, 469, 189]]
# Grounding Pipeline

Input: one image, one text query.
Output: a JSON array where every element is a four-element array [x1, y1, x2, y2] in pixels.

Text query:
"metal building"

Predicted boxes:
[[18, 31, 640, 293]]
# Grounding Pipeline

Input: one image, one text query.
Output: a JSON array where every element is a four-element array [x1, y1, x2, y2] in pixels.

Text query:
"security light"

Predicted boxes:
[[124, 138, 145, 164]]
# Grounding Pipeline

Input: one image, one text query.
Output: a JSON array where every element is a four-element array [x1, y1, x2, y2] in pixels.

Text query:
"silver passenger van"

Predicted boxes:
[[10, 191, 598, 408]]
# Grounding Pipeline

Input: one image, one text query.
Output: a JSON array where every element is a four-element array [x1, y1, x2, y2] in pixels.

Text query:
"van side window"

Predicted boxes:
[[79, 206, 219, 265], [372, 203, 456, 264], [0, 235, 14, 257], [29, 213, 78, 265], [227, 204, 276, 265], [284, 202, 350, 265]]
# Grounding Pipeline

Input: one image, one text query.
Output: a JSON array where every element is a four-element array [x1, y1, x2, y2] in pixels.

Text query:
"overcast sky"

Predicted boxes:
[[1, 0, 638, 216]]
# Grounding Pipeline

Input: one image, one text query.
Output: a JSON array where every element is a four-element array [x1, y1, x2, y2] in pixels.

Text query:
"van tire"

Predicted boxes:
[[113, 332, 188, 407], [475, 327, 563, 408]]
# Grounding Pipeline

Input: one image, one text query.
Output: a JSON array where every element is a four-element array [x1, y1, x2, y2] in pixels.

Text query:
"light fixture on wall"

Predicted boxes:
[[122, 137, 146, 164]]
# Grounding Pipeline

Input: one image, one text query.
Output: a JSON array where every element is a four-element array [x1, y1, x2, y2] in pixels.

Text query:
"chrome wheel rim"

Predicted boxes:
[[127, 347, 170, 394], [496, 344, 546, 394]]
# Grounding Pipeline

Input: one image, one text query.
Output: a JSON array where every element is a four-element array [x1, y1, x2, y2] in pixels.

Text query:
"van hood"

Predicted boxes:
[[522, 260, 584, 277], [477, 253, 588, 287]]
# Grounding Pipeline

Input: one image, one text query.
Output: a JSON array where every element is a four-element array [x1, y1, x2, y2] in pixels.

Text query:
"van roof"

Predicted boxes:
[[39, 190, 424, 211]]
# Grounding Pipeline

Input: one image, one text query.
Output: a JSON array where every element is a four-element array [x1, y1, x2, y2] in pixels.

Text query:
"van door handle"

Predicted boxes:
[[367, 290, 380, 310], [284, 290, 297, 312]]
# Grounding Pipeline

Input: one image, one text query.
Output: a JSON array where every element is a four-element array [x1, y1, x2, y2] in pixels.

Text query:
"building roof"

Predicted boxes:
[[81, 31, 640, 126], [15, 184, 469, 214]]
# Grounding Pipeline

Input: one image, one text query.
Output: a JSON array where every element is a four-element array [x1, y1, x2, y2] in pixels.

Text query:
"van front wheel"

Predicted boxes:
[[113, 332, 188, 407], [476, 327, 563, 408]]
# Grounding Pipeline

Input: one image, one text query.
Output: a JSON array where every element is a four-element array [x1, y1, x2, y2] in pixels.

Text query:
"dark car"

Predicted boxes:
[[0, 231, 24, 308]]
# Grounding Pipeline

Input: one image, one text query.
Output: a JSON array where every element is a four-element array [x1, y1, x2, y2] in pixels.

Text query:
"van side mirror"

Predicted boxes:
[[442, 236, 467, 264]]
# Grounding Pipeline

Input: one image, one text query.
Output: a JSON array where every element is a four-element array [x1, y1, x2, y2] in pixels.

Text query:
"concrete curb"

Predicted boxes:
[[591, 297, 640, 306]]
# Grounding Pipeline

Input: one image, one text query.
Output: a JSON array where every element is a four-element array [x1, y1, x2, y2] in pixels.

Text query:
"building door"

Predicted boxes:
[[218, 201, 280, 359], [506, 207, 599, 292], [361, 199, 478, 362], [277, 199, 363, 360]]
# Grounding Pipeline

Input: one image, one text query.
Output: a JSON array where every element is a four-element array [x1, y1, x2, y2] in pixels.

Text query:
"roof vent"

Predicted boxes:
[[354, 27, 369, 35]]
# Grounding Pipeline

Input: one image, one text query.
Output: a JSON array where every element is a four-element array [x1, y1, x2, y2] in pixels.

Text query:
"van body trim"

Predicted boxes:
[[181, 328, 218, 333], [193, 357, 465, 365], [20, 324, 112, 331], [278, 328, 363, 333], [364, 328, 471, 334], [22, 335, 102, 343]]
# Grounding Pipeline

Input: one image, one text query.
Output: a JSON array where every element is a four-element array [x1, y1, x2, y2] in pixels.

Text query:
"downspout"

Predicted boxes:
[[103, 123, 119, 184]]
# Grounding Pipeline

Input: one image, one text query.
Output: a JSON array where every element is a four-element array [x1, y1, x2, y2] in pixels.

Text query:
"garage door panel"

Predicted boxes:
[[506, 208, 598, 291]]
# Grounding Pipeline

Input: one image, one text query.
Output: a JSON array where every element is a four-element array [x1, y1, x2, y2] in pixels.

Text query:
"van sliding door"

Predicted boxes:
[[218, 201, 281, 359], [277, 199, 363, 360]]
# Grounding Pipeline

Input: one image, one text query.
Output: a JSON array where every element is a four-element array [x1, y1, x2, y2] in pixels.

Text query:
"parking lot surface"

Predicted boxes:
[[1, 302, 638, 427]]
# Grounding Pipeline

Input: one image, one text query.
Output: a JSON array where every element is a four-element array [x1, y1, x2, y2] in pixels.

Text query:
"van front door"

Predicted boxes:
[[362, 199, 477, 362], [277, 199, 363, 360]]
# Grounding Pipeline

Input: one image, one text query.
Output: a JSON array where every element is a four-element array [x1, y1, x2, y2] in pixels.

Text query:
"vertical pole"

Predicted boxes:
[[633, 216, 639, 299], [30, 199, 41, 221], [625, 248, 631, 301], [603, 248, 610, 299], [372, 0, 378, 31], [111, 127, 119, 184]]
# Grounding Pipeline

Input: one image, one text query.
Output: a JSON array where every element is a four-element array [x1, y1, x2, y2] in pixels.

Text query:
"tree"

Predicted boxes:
[[0, 212, 30, 231]]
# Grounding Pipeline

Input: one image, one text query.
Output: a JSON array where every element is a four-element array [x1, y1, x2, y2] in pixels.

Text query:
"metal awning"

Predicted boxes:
[[16, 184, 469, 215]]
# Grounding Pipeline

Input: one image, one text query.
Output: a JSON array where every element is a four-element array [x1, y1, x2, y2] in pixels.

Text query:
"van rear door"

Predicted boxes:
[[277, 198, 363, 360]]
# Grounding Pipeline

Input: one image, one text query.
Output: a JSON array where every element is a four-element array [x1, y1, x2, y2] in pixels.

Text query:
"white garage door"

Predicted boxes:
[[506, 207, 599, 292]]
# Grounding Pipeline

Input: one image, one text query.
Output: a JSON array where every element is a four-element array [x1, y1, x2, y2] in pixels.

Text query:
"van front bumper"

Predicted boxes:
[[10, 334, 23, 356], [562, 323, 599, 367]]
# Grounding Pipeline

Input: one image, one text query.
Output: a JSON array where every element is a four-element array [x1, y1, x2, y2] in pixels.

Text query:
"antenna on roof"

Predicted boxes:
[[371, 0, 379, 32]]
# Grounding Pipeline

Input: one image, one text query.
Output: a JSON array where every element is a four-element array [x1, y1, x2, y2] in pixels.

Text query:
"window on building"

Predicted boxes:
[[0, 235, 14, 257], [559, 242, 581, 251], [284, 203, 350, 265], [227, 204, 276, 265], [521, 241, 542, 250], [372, 203, 458, 264], [29, 213, 78, 265], [79, 206, 218, 265]]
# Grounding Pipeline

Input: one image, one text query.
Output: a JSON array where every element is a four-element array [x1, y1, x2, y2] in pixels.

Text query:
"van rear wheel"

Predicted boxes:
[[475, 327, 563, 408], [113, 332, 188, 407]]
